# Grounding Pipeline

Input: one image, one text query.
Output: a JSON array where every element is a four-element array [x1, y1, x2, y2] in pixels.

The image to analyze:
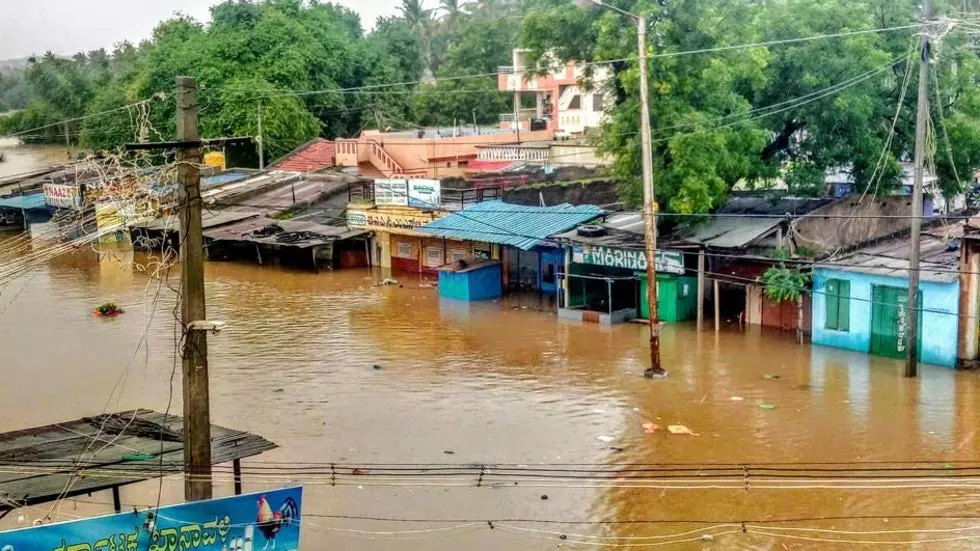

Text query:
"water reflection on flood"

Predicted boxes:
[[1, 242, 979, 549]]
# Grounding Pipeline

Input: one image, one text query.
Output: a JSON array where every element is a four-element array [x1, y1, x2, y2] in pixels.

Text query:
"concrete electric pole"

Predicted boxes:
[[257, 101, 265, 170], [583, 1, 664, 378], [636, 15, 665, 379], [906, 0, 933, 378], [176, 76, 214, 500]]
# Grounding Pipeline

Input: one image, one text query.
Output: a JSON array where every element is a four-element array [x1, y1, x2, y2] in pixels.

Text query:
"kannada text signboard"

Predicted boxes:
[[574, 245, 685, 274], [373, 179, 409, 207], [347, 207, 446, 236], [0, 486, 303, 551], [373, 179, 442, 208]]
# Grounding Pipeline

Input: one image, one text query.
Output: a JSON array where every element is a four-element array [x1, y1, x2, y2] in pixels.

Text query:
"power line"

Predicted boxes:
[[209, 20, 937, 99], [4, 97, 165, 139]]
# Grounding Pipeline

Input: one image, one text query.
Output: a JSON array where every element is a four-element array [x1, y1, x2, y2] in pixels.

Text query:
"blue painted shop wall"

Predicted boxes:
[[438, 263, 503, 301], [811, 267, 960, 367], [539, 248, 562, 294]]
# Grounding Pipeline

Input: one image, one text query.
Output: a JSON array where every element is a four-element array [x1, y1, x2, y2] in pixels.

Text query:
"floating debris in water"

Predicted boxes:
[[667, 425, 699, 436], [642, 422, 661, 434]]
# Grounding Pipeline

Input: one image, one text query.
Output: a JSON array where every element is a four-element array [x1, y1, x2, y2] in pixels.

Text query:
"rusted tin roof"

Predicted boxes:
[[0, 409, 276, 510]]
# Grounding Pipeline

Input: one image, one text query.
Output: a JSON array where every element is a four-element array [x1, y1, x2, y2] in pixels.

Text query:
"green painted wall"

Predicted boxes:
[[637, 273, 698, 322]]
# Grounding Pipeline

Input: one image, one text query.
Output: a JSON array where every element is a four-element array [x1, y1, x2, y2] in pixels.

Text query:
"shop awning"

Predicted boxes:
[[0, 193, 47, 210]]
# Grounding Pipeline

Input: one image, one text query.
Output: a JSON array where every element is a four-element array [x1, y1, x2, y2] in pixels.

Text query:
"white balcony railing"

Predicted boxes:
[[499, 110, 551, 123]]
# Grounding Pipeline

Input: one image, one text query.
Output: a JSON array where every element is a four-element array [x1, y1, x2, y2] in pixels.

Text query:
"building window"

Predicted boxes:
[[459, 160, 468, 168], [568, 95, 581, 109], [593, 92, 604, 112], [825, 278, 850, 331], [426, 246, 443, 266], [450, 250, 467, 262], [396, 241, 413, 258]]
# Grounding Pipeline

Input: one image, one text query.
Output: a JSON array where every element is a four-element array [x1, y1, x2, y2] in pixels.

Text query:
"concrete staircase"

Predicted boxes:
[[367, 140, 405, 177]]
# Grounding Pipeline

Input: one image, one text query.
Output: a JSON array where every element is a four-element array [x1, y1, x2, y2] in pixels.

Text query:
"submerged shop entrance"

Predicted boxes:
[[870, 285, 923, 360], [505, 246, 564, 293], [559, 263, 640, 325]]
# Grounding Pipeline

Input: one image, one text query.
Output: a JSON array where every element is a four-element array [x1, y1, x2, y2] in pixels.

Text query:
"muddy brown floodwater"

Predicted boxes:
[[1, 241, 980, 549], [0, 139, 78, 179]]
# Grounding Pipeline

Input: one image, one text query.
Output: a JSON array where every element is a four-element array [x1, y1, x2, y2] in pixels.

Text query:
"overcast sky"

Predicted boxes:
[[0, 0, 405, 59]]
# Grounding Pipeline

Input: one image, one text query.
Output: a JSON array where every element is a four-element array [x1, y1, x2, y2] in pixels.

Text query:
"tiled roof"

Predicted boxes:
[[273, 139, 336, 173]]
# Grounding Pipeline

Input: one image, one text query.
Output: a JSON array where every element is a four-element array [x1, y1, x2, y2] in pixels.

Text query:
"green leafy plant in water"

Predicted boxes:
[[96, 301, 121, 315], [762, 250, 810, 303]]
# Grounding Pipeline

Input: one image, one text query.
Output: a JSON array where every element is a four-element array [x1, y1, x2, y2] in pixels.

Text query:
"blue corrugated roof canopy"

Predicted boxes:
[[0, 193, 47, 210], [417, 200, 602, 250]]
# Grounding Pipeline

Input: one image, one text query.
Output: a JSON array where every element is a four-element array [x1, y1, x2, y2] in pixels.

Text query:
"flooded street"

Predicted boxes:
[[0, 139, 76, 179], [1, 241, 979, 549]]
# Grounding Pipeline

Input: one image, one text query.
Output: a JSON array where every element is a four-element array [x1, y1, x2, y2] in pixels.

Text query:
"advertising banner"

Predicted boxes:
[[0, 486, 303, 551], [407, 179, 440, 208], [373, 179, 409, 206], [43, 183, 82, 209]]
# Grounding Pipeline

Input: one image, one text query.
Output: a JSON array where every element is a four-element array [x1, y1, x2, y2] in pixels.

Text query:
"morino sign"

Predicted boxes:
[[574, 245, 685, 274]]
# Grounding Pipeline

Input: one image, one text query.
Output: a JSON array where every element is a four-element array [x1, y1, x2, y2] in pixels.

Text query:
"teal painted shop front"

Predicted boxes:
[[811, 267, 960, 367]]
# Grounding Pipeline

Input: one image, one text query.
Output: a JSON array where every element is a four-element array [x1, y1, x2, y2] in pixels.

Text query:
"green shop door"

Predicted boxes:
[[637, 273, 698, 322], [870, 285, 922, 360]]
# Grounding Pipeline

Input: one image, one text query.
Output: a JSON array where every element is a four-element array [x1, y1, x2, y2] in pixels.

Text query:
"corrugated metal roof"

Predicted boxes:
[[718, 195, 835, 215], [417, 200, 602, 250], [817, 226, 961, 283], [0, 193, 46, 210], [0, 409, 275, 509], [552, 212, 648, 249], [205, 216, 366, 248], [682, 217, 782, 249], [666, 195, 834, 249]]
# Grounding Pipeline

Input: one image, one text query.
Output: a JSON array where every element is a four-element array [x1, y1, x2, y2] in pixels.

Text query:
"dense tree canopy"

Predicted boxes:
[[1, 0, 979, 213], [520, 0, 980, 212]]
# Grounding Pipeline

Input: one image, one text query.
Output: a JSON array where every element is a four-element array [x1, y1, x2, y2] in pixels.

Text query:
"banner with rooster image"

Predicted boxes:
[[0, 486, 302, 551]]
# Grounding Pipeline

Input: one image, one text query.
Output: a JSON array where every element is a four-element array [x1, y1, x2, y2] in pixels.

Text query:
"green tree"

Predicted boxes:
[[519, 0, 980, 212], [398, 0, 435, 74]]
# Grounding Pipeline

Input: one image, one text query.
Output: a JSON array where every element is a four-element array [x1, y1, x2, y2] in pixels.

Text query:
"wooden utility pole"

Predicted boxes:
[[176, 76, 213, 501], [697, 249, 705, 331], [906, 0, 932, 378], [64, 123, 71, 160], [257, 101, 265, 170]]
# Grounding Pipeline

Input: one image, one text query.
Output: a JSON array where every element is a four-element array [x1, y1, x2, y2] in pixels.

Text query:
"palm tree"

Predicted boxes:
[[398, 0, 433, 33], [439, 0, 469, 21], [398, 0, 435, 77]]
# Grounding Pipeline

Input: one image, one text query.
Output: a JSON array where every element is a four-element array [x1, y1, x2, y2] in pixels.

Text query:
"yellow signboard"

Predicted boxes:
[[346, 206, 448, 237], [95, 202, 126, 244], [204, 151, 226, 171]]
